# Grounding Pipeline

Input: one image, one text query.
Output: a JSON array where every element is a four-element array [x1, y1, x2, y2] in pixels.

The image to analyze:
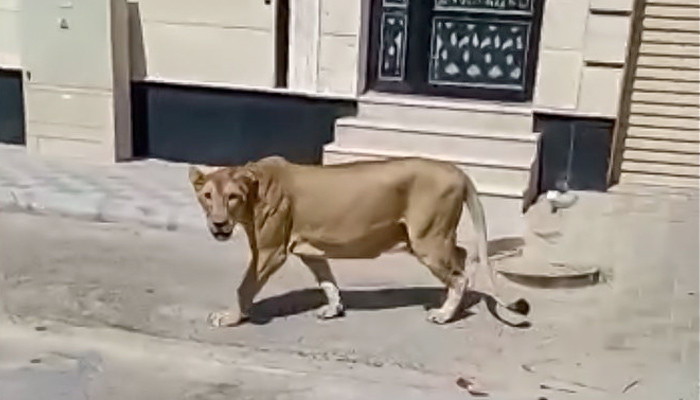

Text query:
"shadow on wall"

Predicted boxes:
[[127, 2, 146, 82], [0, 69, 25, 145], [131, 83, 356, 166], [522, 114, 613, 213]]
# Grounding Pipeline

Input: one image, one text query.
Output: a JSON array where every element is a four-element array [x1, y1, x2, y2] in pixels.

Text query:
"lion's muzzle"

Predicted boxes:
[[210, 221, 233, 241]]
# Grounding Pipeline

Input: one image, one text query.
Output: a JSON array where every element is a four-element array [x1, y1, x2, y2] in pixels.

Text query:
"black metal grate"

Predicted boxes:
[[0, 69, 25, 145], [537, 116, 614, 193]]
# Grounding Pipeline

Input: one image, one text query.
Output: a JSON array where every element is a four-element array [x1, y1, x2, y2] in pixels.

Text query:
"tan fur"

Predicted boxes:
[[189, 156, 528, 327]]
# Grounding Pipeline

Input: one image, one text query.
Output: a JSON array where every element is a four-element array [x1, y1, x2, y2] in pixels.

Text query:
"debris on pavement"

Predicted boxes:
[[539, 381, 577, 394], [488, 247, 523, 262], [546, 190, 578, 212], [456, 377, 489, 397], [622, 379, 640, 394]]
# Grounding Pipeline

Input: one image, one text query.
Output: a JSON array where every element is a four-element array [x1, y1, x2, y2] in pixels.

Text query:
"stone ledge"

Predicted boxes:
[[0, 186, 206, 234]]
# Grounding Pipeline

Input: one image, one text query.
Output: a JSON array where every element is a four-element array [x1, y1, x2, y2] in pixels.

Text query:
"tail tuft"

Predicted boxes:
[[506, 298, 530, 316]]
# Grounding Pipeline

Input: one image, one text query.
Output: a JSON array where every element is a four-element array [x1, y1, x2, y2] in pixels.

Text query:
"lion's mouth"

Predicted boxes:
[[212, 230, 232, 241]]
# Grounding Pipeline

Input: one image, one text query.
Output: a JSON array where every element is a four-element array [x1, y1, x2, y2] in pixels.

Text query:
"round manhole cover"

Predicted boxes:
[[496, 260, 600, 289]]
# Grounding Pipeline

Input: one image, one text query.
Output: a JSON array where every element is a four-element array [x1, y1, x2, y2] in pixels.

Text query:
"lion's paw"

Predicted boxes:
[[207, 310, 245, 328], [316, 303, 345, 320], [426, 309, 452, 324]]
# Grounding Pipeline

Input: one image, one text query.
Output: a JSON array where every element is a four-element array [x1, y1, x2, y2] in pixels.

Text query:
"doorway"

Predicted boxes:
[[367, 0, 544, 102]]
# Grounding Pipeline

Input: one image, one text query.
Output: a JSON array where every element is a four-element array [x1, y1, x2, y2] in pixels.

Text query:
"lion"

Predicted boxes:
[[189, 156, 529, 327]]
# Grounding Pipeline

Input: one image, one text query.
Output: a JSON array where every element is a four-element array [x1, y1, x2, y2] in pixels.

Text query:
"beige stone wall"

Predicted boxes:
[[5, 0, 636, 111], [288, 0, 320, 94], [128, 0, 278, 89], [534, 0, 633, 117], [288, 0, 363, 97], [0, 0, 21, 68], [20, 0, 131, 162], [125, 0, 363, 97], [317, 0, 362, 96]]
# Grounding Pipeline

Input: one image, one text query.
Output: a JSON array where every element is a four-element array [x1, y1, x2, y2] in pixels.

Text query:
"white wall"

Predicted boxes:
[[0, 0, 21, 68]]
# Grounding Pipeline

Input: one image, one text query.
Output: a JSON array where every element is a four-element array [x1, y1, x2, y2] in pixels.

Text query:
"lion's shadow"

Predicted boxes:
[[248, 237, 529, 327], [248, 287, 530, 328]]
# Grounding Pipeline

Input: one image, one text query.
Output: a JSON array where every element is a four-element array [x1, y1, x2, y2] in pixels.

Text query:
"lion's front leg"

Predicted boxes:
[[207, 258, 256, 328], [208, 247, 287, 328], [207, 309, 246, 327]]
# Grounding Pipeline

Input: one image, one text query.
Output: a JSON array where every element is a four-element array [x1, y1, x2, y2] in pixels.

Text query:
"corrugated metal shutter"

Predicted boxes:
[[620, 0, 700, 188]]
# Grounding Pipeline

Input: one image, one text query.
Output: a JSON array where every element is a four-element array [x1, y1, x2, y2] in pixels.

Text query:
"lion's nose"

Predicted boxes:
[[212, 221, 228, 230]]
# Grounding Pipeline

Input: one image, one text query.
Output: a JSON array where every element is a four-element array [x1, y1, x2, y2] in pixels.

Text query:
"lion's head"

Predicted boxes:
[[188, 166, 255, 241]]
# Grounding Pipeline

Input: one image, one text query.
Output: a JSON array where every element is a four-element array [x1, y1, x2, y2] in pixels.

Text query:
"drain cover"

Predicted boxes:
[[496, 260, 601, 289]]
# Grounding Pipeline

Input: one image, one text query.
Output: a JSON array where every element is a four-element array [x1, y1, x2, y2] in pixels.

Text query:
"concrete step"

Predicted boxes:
[[632, 90, 700, 107], [627, 126, 699, 142], [621, 160, 700, 177], [471, 194, 526, 241], [624, 137, 700, 153], [322, 149, 526, 240], [356, 93, 534, 135], [633, 78, 700, 94], [334, 117, 539, 168], [644, 4, 700, 19], [639, 42, 700, 58], [642, 30, 700, 46], [619, 171, 699, 188], [322, 148, 384, 164], [623, 149, 700, 165], [629, 114, 700, 130], [648, 0, 700, 5], [323, 145, 531, 197], [642, 16, 700, 32], [630, 102, 700, 119]]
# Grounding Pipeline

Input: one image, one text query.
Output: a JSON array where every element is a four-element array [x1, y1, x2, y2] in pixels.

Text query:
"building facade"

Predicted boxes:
[[0, 0, 698, 237]]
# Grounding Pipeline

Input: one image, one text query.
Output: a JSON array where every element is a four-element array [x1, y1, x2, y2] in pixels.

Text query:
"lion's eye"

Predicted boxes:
[[203, 192, 212, 200]]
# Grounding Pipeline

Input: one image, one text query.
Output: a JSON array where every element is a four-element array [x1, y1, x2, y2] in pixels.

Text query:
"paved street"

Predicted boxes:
[[0, 318, 471, 400], [1, 180, 698, 399], [0, 144, 698, 399]]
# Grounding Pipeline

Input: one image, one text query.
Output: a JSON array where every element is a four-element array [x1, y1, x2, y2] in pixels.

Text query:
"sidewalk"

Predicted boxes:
[[0, 144, 205, 232]]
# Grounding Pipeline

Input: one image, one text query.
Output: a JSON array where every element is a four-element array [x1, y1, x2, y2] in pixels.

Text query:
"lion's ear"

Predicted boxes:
[[188, 166, 206, 191], [232, 168, 258, 199]]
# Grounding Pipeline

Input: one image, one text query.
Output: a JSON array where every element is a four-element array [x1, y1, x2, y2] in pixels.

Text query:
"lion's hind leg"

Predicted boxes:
[[411, 238, 467, 324], [300, 256, 345, 320]]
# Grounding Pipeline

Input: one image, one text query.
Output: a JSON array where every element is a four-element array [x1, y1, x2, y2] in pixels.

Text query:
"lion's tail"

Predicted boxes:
[[462, 174, 530, 317], [462, 174, 488, 272]]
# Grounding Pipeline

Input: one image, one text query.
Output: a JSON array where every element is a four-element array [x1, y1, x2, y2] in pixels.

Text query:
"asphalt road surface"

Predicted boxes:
[[0, 206, 697, 399]]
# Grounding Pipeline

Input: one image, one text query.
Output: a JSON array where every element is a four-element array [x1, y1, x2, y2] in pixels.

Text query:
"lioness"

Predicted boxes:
[[189, 156, 528, 326]]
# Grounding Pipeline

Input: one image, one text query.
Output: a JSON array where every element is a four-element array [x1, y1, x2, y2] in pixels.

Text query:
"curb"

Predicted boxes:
[[0, 187, 206, 233]]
